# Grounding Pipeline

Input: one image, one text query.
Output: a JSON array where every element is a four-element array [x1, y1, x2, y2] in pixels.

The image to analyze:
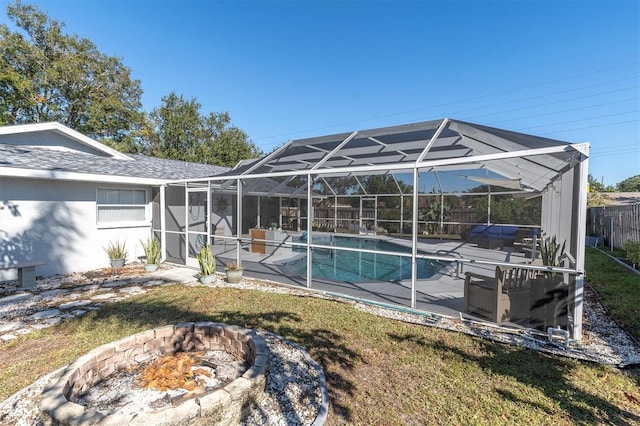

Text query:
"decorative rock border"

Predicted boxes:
[[39, 322, 270, 425], [262, 331, 329, 426]]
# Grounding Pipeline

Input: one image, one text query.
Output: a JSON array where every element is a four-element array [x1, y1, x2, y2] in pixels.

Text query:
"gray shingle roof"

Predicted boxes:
[[0, 144, 228, 181]]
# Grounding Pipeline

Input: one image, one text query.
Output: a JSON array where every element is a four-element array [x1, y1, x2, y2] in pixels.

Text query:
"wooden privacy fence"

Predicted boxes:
[[587, 204, 640, 249]]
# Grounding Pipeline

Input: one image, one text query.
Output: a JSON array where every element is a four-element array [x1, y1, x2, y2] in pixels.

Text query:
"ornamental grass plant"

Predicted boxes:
[[103, 240, 127, 260], [140, 237, 160, 265]]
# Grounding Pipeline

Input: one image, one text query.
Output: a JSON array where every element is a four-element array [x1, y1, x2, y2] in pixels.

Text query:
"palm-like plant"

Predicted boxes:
[[140, 237, 160, 265], [197, 245, 216, 277], [539, 236, 566, 279], [104, 240, 127, 260], [419, 200, 451, 235]]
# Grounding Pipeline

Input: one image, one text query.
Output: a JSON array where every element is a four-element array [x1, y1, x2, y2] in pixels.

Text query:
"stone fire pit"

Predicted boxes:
[[39, 322, 270, 425]]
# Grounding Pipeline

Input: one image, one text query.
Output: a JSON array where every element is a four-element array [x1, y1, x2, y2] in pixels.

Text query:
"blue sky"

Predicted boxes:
[[2, 0, 638, 186]]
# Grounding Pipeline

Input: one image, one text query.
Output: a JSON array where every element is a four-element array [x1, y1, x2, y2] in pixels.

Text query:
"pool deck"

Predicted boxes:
[[208, 233, 534, 319]]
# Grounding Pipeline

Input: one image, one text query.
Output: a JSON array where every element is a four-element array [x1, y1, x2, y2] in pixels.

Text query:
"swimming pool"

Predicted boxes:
[[281, 236, 446, 282]]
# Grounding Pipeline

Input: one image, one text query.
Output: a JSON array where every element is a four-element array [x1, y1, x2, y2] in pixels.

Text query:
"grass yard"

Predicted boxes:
[[1, 282, 639, 425], [585, 246, 640, 341]]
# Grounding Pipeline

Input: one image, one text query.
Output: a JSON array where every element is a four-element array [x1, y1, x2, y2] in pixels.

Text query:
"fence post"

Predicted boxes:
[[610, 215, 614, 251], [587, 203, 640, 250]]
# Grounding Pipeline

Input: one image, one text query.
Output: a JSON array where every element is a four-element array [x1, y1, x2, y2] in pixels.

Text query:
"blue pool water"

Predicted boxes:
[[282, 236, 446, 282]]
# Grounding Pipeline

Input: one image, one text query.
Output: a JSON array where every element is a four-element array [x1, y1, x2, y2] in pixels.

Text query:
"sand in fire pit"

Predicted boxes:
[[74, 350, 246, 417]]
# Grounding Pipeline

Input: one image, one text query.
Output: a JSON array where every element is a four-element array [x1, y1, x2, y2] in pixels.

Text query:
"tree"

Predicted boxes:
[[587, 191, 609, 207], [419, 197, 452, 234], [147, 93, 202, 161], [617, 174, 640, 192], [0, 1, 145, 150], [461, 184, 541, 226], [201, 111, 262, 167], [588, 174, 605, 193], [147, 92, 262, 167], [589, 174, 618, 192], [358, 174, 412, 196]]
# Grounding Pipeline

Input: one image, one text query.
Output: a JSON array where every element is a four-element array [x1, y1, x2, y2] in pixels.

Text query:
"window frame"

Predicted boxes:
[[96, 187, 150, 229]]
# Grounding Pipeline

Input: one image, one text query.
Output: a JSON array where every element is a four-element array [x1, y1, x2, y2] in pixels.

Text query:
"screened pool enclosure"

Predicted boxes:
[[152, 119, 590, 339]]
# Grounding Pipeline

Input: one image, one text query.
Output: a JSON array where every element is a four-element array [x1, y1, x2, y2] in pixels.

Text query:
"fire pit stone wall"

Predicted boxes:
[[39, 322, 270, 425]]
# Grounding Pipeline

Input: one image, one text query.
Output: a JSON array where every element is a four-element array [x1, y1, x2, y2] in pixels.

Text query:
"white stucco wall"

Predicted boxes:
[[0, 177, 154, 280]]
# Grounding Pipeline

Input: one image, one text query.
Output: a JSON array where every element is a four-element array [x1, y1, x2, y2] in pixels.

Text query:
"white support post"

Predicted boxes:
[[434, 171, 444, 239], [207, 181, 211, 245], [400, 195, 404, 236], [334, 195, 338, 231], [160, 184, 166, 262], [236, 179, 243, 266], [184, 185, 189, 265], [572, 151, 590, 340], [306, 177, 313, 288], [411, 167, 419, 309], [440, 192, 444, 239], [257, 195, 261, 228], [487, 182, 492, 225], [374, 195, 378, 233]]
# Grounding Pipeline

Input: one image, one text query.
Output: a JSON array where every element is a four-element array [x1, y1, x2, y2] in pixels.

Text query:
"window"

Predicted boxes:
[[97, 188, 147, 225]]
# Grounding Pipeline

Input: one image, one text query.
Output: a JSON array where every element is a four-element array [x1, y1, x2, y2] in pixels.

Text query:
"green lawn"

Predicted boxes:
[[1, 281, 639, 425], [585, 246, 640, 341]]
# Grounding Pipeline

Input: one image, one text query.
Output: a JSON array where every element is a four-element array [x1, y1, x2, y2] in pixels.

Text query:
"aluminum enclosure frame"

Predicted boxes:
[[163, 118, 590, 340]]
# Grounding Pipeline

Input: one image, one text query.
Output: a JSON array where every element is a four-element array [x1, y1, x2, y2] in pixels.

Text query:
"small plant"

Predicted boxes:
[[197, 245, 216, 277], [226, 261, 242, 270], [104, 240, 127, 260], [225, 261, 243, 283], [140, 236, 160, 265], [539, 235, 566, 279], [624, 240, 640, 268]]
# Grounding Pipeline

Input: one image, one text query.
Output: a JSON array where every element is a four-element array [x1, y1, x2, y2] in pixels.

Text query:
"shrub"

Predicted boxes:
[[624, 240, 640, 267]]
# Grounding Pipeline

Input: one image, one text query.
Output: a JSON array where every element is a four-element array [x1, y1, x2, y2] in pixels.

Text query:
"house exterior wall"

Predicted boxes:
[[0, 177, 154, 280]]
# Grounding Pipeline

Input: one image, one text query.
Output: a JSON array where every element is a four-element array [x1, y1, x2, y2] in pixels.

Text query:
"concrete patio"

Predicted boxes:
[[202, 234, 535, 320]]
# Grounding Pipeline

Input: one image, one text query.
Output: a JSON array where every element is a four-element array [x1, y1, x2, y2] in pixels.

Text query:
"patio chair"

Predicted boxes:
[[463, 265, 535, 323]]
